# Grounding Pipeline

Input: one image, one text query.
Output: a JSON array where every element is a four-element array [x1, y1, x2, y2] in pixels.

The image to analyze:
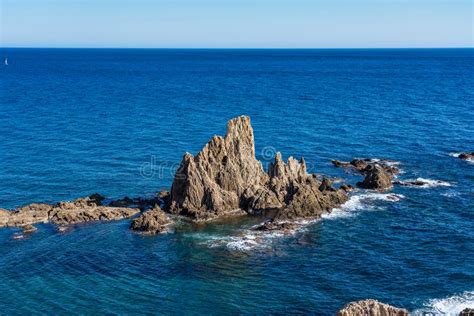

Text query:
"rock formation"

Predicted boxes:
[[336, 299, 408, 316], [458, 152, 474, 161], [332, 158, 398, 191], [50, 196, 140, 226], [332, 158, 399, 176], [356, 164, 393, 191], [169, 116, 348, 221], [1, 203, 52, 228], [459, 308, 474, 316], [130, 205, 170, 234], [0, 194, 140, 229]]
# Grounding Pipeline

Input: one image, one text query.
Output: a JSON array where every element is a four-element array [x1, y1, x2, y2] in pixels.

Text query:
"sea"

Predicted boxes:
[[0, 48, 473, 315]]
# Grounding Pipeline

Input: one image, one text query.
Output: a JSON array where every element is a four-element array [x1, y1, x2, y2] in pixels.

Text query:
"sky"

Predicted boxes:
[[0, 0, 473, 48]]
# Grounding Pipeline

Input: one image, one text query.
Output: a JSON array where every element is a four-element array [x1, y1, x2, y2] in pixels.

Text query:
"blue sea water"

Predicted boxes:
[[0, 48, 473, 315]]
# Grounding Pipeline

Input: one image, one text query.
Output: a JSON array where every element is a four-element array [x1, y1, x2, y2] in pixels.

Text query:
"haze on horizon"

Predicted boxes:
[[1, 0, 473, 48]]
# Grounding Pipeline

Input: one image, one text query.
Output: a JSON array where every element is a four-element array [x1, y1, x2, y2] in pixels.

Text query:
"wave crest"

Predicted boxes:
[[412, 291, 474, 315]]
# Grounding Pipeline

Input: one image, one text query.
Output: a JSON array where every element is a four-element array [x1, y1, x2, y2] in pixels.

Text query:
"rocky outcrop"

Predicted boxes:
[[169, 116, 268, 220], [169, 116, 348, 222], [336, 299, 408, 316], [458, 152, 474, 161], [130, 205, 170, 235], [356, 164, 393, 191], [1, 194, 140, 229], [49, 195, 140, 225], [332, 158, 398, 191], [0, 203, 52, 228], [459, 308, 474, 316], [332, 158, 399, 176]]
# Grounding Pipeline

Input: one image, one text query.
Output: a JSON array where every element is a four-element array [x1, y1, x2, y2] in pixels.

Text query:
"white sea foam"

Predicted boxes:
[[450, 152, 474, 163], [397, 178, 452, 188], [412, 291, 474, 315], [194, 192, 405, 252], [323, 192, 405, 219], [441, 191, 460, 198]]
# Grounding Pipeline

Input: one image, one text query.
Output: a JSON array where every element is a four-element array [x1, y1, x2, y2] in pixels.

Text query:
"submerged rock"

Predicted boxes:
[[169, 116, 348, 222], [252, 220, 299, 233], [108, 196, 159, 210], [336, 299, 408, 316], [130, 205, 170, 235], [21, 224, 37, 234], [458, 152, 474, 161]]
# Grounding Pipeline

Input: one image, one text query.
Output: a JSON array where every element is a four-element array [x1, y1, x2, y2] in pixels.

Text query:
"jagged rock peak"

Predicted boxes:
[[169, 116, 348, 221], [268, 152, 307, 182], [169, 116, 268, 220]]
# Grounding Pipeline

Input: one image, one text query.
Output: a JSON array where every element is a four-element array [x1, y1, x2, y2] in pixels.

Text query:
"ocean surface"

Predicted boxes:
[[0, 48, 473, 315]]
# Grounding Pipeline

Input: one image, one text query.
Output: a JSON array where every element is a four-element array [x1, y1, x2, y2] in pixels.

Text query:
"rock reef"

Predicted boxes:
[[0, 194, 140, 232], [168, 116, 348, 222], [130, 205, 170, 235], [332, 158, 399, 191], [336, 299, 408, 316], [1, 116, 355, 235], [458, 152, 474, 161]]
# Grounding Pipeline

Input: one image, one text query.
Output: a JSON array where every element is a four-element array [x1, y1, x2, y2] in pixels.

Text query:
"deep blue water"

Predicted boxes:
[[0, 48, 473, 315]]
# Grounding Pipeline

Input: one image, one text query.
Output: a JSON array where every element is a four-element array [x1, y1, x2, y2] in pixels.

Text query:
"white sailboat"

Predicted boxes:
[[4, 57, 8, 66]]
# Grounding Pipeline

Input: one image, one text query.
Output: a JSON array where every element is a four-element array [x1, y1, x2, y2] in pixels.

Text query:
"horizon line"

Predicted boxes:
[[1, 46, 473, 50]]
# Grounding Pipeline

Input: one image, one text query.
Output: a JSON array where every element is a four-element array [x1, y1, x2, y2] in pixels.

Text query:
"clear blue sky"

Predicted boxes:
[[1, 0, 472, 48]]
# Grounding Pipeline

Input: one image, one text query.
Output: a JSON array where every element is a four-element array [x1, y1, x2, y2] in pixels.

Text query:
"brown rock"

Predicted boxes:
[[6, 203, 52, 227], [459, 308, 474, 316], [49, 195, 140, 225], [340, 184, 355, 192], [130, 206, 170, 234], [273, 175, 348, 221], [21, 224, 37, 234], [357, 164, 393, 191], [169, 116, 268, 220], [336, 299, 408, 316], [169, 116, 349, 223], [332, 158, 400, 176], [158, 190, 171, 209], [0, 208, 10, 227], [332, 160, 352, 168]]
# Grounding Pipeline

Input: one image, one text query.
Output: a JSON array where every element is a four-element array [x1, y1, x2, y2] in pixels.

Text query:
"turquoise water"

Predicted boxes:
[[0, 49, 473, 315]]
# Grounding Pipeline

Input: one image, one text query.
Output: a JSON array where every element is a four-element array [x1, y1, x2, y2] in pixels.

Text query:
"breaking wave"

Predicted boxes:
[[396, 178, 452, 188], [450, 152, 474, 163], [412, 291, 474, 315], [195, 193, 405, 252], [323, 192, 405, 219]]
